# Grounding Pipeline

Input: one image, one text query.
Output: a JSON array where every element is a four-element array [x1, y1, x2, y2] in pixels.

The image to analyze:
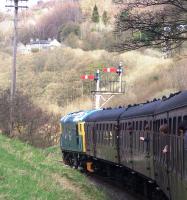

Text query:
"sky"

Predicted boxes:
[[0, 0, 45, 11]]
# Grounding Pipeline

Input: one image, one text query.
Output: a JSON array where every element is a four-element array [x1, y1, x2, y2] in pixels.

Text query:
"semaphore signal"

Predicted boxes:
[[81, 75, 95, 80], [103, 67, 117, 73], [80, 63, 126, 109]]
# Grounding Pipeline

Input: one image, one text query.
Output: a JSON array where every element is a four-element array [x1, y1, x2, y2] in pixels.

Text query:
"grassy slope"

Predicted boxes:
[[0, 134, 107, 200]]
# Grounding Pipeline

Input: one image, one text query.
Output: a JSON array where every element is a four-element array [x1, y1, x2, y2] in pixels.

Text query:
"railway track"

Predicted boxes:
[[86, 172, 145, 200]]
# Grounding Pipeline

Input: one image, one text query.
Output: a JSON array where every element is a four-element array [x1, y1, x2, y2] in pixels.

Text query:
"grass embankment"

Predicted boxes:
[[0, 134, 107, 200]]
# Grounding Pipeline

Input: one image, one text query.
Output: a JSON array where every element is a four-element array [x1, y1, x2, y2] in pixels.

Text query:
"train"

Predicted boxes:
[[60, 91, 187, 200]]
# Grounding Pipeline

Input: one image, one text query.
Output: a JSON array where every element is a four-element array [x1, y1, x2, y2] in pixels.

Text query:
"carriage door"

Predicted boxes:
[[127, 121, 134, 170], [153, 113, 170, 199], [92, 123, 97, 157], [183, 115, 187, 197], [144, 120, 152, 178], [86, 123, 95, 157]]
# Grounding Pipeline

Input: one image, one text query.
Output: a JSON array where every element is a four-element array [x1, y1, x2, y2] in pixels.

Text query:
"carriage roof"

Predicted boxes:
[[155, 91, 187, 114], [85, 107, 126, 122], [60, 110, 98, 124], [120, 100, 161, 120]]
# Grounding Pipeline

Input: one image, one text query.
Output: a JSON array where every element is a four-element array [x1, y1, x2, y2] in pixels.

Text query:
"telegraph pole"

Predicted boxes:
[[5, 0, 28, 135]]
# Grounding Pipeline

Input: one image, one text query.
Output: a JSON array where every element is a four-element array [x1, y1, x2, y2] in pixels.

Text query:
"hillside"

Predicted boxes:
[[0, 47, 186, 115], [0, 0, 186, 146], [0, 133, 107, 200]]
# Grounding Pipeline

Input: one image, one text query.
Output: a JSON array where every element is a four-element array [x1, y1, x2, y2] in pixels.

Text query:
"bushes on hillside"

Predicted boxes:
[[58, 23, 80, 42], [19, 2, 82, 43], [0, 89, 60, 147], [91, 5, 100, 23]]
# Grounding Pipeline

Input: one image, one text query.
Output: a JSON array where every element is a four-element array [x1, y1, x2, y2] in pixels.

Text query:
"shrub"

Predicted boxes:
[[0, 89, 60, 147], [102, 11, 109, 25], [58, 22, 80, 42], [31, 48, 39, 53], [91, 5, 100, 23]]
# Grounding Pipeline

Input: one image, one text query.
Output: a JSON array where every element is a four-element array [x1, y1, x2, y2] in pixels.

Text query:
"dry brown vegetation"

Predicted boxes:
[[0, 0, 186, 147], [0, 46, 187, 114], [0, 43, 186, 148]]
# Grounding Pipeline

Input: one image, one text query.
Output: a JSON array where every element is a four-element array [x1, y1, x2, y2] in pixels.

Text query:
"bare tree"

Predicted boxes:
[[0, 89, 60, 147], [111, 0, 187, 52], [19, 1, 82, 43]]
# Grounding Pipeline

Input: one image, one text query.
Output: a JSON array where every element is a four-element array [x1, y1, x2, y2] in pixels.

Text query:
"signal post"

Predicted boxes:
[[81, 63, 126, 109]]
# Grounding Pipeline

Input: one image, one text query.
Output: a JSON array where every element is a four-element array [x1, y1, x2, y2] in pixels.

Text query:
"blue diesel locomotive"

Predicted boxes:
[[60, 91, 187, 200]]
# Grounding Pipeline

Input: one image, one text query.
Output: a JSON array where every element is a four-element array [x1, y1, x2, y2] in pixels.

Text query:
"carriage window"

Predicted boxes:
[[184, 116, 187, 121], [96, 131, 98, 143], [109, 131, 113, 145], [155, 120, 158, 132], [76, 125, 79, 145], [158, 120, 160, 132], [164, 119, 167, 124], [128, 122, 132, 130], [125, 123, 127, 130], [150, 121, 152, 130], [156, 120, 160, 132], [105, 131, 108, 144], [153, 121, 155, 131], [140, 121, 142, 130], [112, 130, 115, 146], [161, 119, 163, 125], [97, 131, 99, 143], [144, 121, 147, 130], [120, 123, 122, 130], [173, 117, 176, 135], [177, 116, 182, 134], [100, 131, 102, 143], [132, 121, 135, 129], [100, 131, 103, 143], [178, 116, 182, 124], [136, 121, 138, 130], [169, 118, 172, 134]]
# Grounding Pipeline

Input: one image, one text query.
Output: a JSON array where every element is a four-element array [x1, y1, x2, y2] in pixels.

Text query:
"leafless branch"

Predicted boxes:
[[111, 0, 187, 52]]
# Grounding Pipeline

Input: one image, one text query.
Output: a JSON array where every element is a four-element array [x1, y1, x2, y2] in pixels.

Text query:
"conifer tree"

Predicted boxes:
[[102, 11, 109, 25], [91, 5, 100, 23]]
